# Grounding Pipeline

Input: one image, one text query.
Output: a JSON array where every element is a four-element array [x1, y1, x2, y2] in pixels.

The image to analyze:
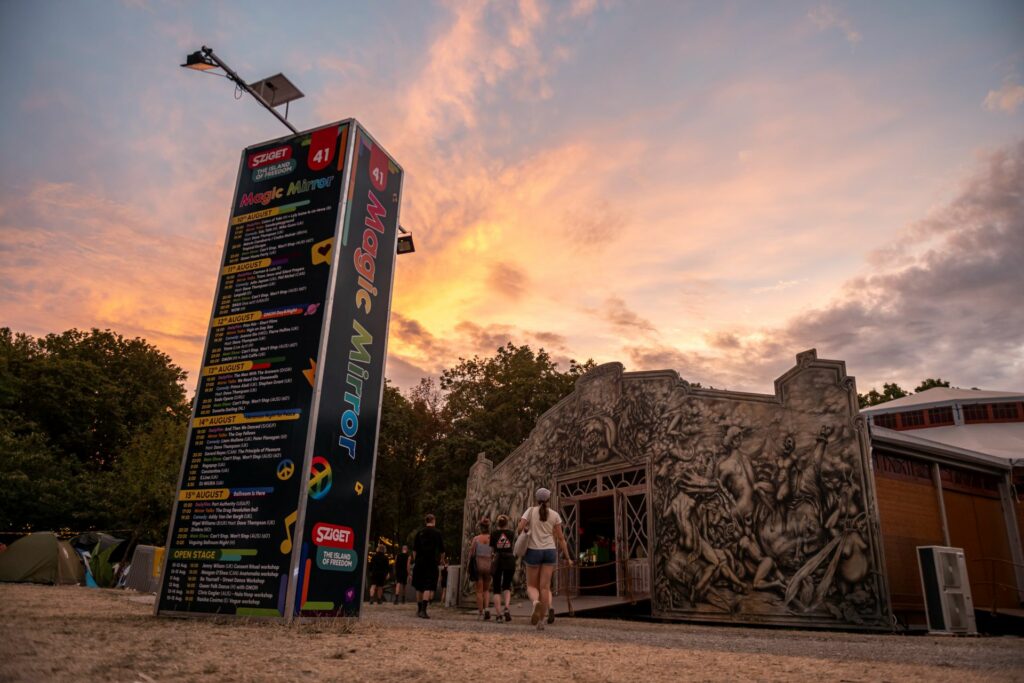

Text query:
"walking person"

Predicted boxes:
[[439, 554, 449, 605], [411, 513, 444, 618], [393, 544, 410, 604], [368, 543, 390, 604], [518, 487, 573, 630], [468, 517, 494, 620], [490, 514, 516, 622]]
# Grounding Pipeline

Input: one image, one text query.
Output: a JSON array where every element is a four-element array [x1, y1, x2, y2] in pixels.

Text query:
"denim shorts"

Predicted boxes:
[[523, 548, 557, 566]]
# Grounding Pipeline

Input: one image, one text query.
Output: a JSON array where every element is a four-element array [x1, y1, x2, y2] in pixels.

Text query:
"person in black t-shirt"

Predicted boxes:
[[393, 544, 410, 604], [489, 514, 516, 622], [411, 513, 444, 618], [368, 543, 390, 605]]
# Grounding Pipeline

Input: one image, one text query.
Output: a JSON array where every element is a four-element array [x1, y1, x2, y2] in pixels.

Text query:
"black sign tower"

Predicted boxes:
[[157, 120, 402, 619]]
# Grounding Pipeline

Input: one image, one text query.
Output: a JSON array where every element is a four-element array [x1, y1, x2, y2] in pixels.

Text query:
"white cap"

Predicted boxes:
[[535, 487, 551, 502]]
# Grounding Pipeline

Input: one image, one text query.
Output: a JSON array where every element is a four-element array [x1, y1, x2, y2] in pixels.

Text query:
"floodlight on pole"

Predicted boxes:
[[182, 46, 416, 256], [397, 226, 415, 255], [180, 46, 301, 135], [182, 51, 217, 71]]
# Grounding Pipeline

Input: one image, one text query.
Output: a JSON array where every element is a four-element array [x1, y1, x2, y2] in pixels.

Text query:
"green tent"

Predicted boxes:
[[0, 532, 85, 585]]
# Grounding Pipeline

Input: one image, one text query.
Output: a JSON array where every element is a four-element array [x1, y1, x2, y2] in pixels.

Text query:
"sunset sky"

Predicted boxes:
[[1, 1, 1022, 397]]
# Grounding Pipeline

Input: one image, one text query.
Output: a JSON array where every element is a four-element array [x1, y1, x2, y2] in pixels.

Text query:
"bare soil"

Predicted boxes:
[[1, 583, 1022, 682]]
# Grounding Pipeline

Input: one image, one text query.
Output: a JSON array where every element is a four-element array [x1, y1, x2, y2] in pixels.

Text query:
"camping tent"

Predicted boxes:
[[0, 533, 84, 585], [69, 532, 126, 559]]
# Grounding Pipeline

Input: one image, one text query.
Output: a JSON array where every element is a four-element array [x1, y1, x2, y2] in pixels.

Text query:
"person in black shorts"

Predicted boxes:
[[490, 514, 516, 622], [393, 544, 410, 604], [411, 513, 444, 618], [368, 543, 390, 604]]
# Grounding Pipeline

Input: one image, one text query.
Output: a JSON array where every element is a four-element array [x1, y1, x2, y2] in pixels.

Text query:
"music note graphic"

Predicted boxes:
[[280, 510, 297, 554]]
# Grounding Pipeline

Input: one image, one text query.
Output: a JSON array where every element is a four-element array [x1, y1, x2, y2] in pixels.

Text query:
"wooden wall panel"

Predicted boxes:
[[1016, 499, 1024, 559], [945, 490, 1018, 610], [874, 475, 944, 613]]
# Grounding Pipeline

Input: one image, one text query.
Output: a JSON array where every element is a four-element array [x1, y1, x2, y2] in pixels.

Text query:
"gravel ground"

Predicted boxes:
[[1, 583, 1022, 682]]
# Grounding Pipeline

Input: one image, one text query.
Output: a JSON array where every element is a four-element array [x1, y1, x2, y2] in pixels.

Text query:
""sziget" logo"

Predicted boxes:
[[312, 522, 354, 549], [248, 145, 292, 169]]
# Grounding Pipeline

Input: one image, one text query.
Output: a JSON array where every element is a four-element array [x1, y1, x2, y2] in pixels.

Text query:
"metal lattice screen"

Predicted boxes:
[[622, 493, 648, 560], [606, 468, 646, 489], [560, 501, 578, 556], [560, 477, 598, 498], [559, 501, 579, 596]]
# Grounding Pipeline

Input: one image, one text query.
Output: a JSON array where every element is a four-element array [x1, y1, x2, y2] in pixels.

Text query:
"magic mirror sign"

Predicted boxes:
[[157, 120, 403, 620]]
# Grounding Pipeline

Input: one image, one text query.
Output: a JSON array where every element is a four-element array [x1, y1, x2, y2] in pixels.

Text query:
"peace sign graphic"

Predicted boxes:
[[276, 459, 295, 481]]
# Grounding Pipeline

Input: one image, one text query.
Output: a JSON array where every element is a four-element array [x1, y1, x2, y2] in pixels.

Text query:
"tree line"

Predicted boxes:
[[857, 377, 955, 408], [0, 328, 189, 543], [0, 327, 593, 553], [1, 325, 967, 552]]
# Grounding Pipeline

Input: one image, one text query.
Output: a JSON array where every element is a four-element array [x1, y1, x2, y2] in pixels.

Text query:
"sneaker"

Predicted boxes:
[[530, 601, 543, 625], [547, 608, 555, 624], [536, 621, 545, 631], [484, 610, 490, 621], [503, 608, 511, 622]]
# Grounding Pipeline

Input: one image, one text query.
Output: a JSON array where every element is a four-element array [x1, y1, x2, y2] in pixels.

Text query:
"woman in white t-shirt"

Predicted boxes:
[[517, 487, 573, 630]]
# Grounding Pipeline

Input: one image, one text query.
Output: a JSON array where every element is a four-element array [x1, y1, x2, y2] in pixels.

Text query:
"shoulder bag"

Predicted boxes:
[[513, 507, 532, 559]]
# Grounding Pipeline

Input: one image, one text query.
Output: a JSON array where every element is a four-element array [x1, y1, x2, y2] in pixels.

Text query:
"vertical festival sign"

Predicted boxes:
[[289, 128, 402, 616], [157, 121, 402, 620]]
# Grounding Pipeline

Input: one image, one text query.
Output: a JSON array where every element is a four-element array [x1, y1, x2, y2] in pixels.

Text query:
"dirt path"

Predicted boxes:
[[1, 584, 1021, 682]]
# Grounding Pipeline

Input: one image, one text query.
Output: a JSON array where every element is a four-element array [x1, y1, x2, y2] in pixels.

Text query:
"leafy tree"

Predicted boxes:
[[439, 343, 594, 464], [415, 343, 594, 552], [370, 382, 437, 548], [5, 328, 188, 470], [370, 376, 466, 552], [0, 327, 189, 533], [0, 421, 80, 531], [858, 382, 909, 408], [104, 416, 189, 543], [858, 378, 957, 408], [915, 378, 951, 393]]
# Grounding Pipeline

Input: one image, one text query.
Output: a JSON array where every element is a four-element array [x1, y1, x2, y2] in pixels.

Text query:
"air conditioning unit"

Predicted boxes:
[[917, 546, 977, 635]]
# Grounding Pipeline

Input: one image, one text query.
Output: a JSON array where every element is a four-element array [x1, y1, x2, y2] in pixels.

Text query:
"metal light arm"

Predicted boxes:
[[198, 46, 298, 135]]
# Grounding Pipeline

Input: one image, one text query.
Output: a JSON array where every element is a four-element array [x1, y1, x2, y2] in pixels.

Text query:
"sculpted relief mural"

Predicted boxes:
[[463, 350, 891, 629]]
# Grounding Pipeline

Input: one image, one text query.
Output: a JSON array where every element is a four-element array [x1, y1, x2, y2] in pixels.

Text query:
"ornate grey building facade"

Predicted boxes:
[[463, 350, 892, 629]]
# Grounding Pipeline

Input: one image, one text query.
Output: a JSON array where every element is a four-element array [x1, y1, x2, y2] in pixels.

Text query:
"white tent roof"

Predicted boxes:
[[861, 387, 1024, 414], [870, 425, 1020, 470], [898, 422, 1024, 462]]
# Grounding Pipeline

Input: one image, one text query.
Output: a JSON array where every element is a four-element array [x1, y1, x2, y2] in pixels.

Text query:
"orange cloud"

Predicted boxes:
[[0, 181, 221, 382]]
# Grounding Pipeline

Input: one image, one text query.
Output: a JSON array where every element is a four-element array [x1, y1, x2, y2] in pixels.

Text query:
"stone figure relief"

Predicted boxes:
[[462, 350, 890, 629]]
